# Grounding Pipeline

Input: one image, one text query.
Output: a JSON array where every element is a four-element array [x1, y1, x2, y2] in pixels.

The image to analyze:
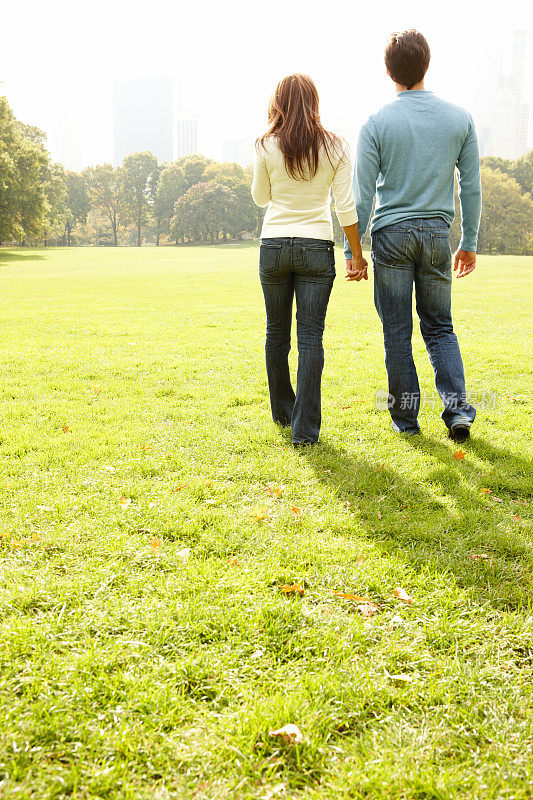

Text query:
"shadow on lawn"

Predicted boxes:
[[302, 433, 532, 609], [0, 249, 46, 265]]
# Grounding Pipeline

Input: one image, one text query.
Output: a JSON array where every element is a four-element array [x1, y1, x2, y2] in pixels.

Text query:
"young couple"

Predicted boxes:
[[251, 30, 482, 447]]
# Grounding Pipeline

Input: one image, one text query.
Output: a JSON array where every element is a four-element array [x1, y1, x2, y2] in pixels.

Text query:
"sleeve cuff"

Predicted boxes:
[[337, 210, 358, 227], [459, 239, 477, 252]]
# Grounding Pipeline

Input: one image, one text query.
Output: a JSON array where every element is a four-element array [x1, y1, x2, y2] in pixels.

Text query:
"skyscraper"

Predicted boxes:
[[50, 112, 83, 171], [175, 118, 199, 158], [113, 77, 173, 166], [485, 30, 529, 159]]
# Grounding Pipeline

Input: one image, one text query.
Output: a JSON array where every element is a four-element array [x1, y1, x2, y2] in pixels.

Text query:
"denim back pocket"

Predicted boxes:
[[301, 243, 335, 276], [372, 227, 412, 266], [259, 243, 282, 273], [430, 232, 452, 273]]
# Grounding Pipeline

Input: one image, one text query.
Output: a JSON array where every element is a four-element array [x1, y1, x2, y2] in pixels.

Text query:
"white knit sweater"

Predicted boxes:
[[251, 135, 358, 241]]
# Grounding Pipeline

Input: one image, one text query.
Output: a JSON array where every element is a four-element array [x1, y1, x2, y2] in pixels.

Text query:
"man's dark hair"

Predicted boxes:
[[384, 30, 431, 89]]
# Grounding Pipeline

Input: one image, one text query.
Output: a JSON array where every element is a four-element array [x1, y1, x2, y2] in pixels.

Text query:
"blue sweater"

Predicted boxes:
[[344, 90, 482, 258]]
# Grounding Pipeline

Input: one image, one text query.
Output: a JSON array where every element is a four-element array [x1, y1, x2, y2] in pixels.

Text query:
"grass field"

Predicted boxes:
[[0, 244, 532, 800]]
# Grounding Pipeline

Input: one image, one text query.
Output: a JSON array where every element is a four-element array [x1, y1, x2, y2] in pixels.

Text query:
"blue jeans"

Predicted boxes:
[[372, 217, 476, 433], [259, 237, 335, 443]]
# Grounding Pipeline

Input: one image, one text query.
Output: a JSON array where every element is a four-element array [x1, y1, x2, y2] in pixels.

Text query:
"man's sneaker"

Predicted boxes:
[[449, 423, 471, 443]]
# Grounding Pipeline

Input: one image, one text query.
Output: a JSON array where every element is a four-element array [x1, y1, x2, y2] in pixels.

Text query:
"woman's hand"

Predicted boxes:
[[345, 256, 368, 282], [342, 222, 368, 282]]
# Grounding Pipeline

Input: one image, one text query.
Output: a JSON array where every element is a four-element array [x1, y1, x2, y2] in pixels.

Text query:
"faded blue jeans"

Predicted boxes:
[[372, 217, 476, 433], [259, 237, 335, 444]]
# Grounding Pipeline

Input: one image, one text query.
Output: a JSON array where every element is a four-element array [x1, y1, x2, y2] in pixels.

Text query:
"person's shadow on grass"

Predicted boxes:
[[298, 433, 532, 610]]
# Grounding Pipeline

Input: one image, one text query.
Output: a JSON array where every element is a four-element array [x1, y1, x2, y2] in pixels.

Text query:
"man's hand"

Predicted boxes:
[[454, 249, 476, 278], [345, 256, 369, 282]]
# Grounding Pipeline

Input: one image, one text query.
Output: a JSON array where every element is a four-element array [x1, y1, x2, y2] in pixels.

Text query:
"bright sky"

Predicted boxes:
[[1, 0, 531, 167]]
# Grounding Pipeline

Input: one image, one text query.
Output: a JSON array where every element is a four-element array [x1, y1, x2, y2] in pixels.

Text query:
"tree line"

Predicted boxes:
[[0, 96, 261, 248], [1, 95, 531, 253]]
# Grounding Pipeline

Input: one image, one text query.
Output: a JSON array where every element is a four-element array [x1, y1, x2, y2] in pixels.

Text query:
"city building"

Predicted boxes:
[[222, 138, 254, 166], [175, 118, 199, 158], [113, 77, 173, 165], [50, 113, 83, 171], [484, 30, 529, 159]]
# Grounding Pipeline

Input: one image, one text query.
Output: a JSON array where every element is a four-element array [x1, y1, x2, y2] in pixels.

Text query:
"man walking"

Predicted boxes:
[[345, 30, 482, 441]]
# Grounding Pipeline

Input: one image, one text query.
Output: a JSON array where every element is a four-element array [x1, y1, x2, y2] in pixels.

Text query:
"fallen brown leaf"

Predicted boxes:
[[290, 505, 301, 516], [387, 671, 415, 683], [333, 591, 374, 602], [393, 587, 414, 604], [268, 724, 304, 744], [118, 496, 131, 509], [453, 450, 466, 461], [265, 484, 282, 498], [280, 584, 305, 595]]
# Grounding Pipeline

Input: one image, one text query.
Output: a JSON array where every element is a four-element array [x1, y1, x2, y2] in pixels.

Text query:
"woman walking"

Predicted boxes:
[[252, 74, 367, 445]]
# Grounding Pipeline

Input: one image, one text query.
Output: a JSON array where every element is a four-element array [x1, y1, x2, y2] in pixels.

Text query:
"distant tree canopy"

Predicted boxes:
[[121, 151, 158, 247], [0, 97, 48, 243], [481, 152, 532, 196], [477, 167, 533, 255], [449, 160, 533, 255], [0, 94, 531, 252]]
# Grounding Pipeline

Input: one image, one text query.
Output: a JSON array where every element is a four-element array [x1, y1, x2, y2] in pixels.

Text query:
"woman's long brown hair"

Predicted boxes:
[[257, 74, 340, 180]]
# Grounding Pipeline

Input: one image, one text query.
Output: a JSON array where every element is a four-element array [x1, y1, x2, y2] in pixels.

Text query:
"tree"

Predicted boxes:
[[481, 151, 532, 196], [481, 156, 514, 176], [202, 161, 245, 182], [41, 162, 69, 245], [477, 167, 533, 254], [64, 171, 90, 246], [0, 96, 48, 243], [153, 162, 188, 245], [216, 176, 256, 238], [84, 164, 122, 246], [171, 180, 235, 244], [120, 151, 158, 246], [511, 151, 532, 196], [176, 154, 211, 191], [243, 163, 265, 236]]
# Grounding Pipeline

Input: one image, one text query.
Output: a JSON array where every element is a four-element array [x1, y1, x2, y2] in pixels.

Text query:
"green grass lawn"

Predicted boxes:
[[0, 244, 532, 800]]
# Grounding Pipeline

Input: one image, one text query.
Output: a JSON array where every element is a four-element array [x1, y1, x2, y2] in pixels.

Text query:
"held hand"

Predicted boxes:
[[454, 249, 476, 278], [345, 256, 368, 282]]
